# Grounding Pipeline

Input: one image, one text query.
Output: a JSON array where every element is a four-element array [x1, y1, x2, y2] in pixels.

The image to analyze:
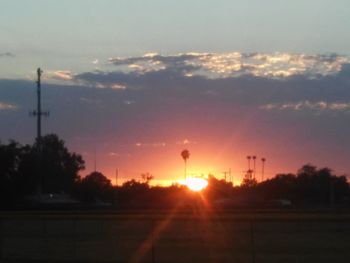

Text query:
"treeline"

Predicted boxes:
[[0, 134, 84, 207], [256, 165, 349, 206], [1, 134, 349, 209]]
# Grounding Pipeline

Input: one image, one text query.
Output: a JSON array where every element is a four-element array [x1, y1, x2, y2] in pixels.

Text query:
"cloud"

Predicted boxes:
[[108, 152, 120, 157], [108, 53, 201, 75], [134, 142, 167, 148], [72, 55, 350, 123], [0, 52, 15, 58], [176, 139, 197, 145], [110, 84, 126, 90], [72, 52, 350, 92], [260, 101, 350, 112], [0, 102, 18, 111], [103, 52, 350, 80], [133, 139, 197, 148], [48, 70, 74, 80], [124, 100, 135, 105], [3, 52, 350, 179]]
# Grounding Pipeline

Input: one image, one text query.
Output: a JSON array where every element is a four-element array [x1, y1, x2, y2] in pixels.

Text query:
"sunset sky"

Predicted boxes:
[[1, 0, 350, 185]]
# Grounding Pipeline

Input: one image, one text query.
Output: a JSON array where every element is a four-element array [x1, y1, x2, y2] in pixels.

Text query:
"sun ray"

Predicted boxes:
[[129, 204, 181, 263]]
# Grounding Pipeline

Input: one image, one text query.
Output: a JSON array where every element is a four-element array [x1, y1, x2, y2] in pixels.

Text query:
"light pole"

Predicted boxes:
[[247, 156, 251, 179], [252, 155, 257, 180], [261, 158, 266, 182]]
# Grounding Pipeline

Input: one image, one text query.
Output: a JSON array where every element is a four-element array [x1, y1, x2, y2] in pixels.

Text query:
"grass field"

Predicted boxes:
[[1, 210, 350, 263]]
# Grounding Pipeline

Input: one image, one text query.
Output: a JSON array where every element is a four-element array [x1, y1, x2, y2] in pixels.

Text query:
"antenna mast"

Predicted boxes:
[[32, 68, 49, 142], [37, 68, 43, 141], [31, 68, 49, 196]]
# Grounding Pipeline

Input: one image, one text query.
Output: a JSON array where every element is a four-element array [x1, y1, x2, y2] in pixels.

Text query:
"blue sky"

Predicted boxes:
[[1, 1, 350, 184]]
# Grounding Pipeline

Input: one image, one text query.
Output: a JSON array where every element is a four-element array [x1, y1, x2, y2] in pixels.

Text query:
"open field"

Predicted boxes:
[[1, 210, 350, 263]]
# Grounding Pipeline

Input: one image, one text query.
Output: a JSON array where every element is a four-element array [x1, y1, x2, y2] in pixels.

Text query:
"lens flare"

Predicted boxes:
[[181, 177, 208, 191]]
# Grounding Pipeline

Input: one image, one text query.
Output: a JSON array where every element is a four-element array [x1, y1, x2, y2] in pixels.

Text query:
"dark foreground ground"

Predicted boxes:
[[1, 209, 350, 263]]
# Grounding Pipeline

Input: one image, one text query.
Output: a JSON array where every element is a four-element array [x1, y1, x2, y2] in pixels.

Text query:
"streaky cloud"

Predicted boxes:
[[260, 101, 350, 112], [0, 52, 15, 58], [0, 101, 18, 111], [104, 52, 350, 80]]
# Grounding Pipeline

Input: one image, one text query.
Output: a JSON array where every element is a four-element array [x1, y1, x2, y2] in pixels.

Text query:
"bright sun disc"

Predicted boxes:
[[183, 177, 208, 191]]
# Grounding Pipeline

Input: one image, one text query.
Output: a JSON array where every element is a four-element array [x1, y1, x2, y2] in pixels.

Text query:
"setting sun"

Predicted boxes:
[[182, 177, 208, 191]]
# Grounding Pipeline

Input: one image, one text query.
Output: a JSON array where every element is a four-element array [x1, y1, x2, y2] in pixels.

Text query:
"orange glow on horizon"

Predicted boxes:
[[180, 177, 208, 191], [85, 139, 275, 188]]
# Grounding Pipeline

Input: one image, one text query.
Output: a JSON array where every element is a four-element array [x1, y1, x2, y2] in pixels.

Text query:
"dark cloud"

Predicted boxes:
[[106, 52, 349, 79], [0, 52, 15, 58], [2, 52, 350, 179], [109, 53, 202, 67]]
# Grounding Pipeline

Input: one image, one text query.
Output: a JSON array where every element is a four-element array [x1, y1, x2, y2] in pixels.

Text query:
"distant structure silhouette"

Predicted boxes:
[[252, 155, 257, 179], [31, 68, 49, 142], [115, 168, 119, 186], [247, 156, 251, 172], [30, 68, 49, 196], [222, 169, 231, 182], [261, 158, 266, 181], [94, 147, 97, 172], [181, 149, 190, 179]]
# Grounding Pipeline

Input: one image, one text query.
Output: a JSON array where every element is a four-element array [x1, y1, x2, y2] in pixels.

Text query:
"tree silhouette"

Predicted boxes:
[[18, 134, 85, 195], [0, 135, 85, 207], [0, 141, 26, 205], [258, 164, 349, 205], [37, 134, 85, 193], [242, 170, 257, 188], [75, 171, 113, 203], [141, 173, 154, 184], [181, 149, 190, 179], [2, 135, 350, 209], [205, 174, 233, 200]]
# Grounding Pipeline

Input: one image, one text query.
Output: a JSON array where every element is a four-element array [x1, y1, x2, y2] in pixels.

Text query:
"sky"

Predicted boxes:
[[1, 0, 350, 185]]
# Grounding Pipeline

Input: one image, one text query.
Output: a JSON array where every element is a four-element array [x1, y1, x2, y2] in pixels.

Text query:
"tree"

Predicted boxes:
[[258, 164, 350, 205], [241, 169, 257, 188], [181, 149, 190, 179], [0, 141, 26, 204], [75, 171, 113, 203], [19, 134, 85, 194], [141, 173, 154, 184], [296, 164, 349, 204], [241, 175, 258, 188], [258, 173, 296, 200], [205, 174, 233, 200]]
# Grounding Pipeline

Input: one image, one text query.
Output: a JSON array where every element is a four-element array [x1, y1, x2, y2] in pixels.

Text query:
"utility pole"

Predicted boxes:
[[94, 147, 97, 172], [261, 158, 266, 182], [115, 168, 119, 186], [247, 156, 251, 171], [252, 156, 257, 180], [32, 68, 49, 141], [247, 156, 252, 180], [31, 68, 49, 197], [222, 169, 231, 182], [223, 171, 228, 181]]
